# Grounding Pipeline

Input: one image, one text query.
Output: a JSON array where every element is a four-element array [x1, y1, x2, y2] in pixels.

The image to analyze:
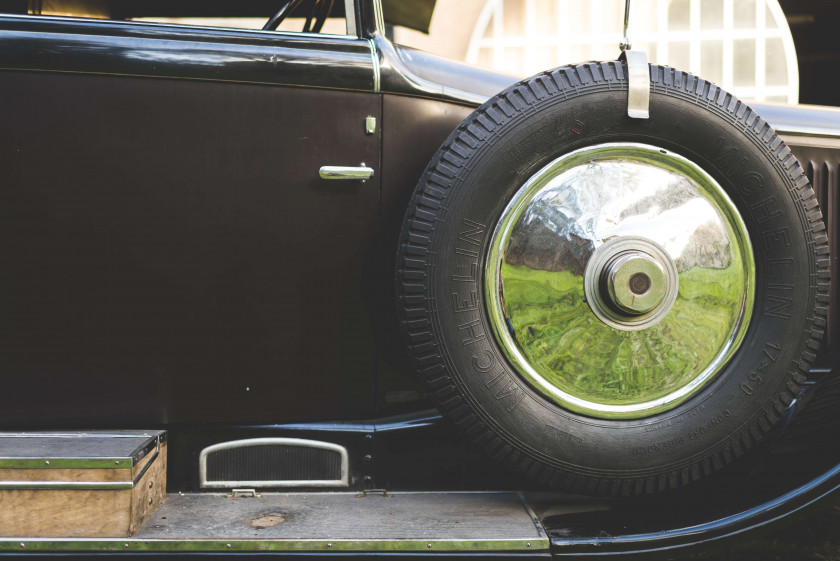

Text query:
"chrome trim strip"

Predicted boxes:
[[319, 165, 374, 180], [0, 447, 159, 490], [372, 0, 386, 33], [780, 133, 840, 149], [368, 38, 380, 93], [777, 126, 840, 139], [198, 438, 349, 489], [0, 538, 548, 553], [0, 481, 134, 490], [0, 432, 158, 438]]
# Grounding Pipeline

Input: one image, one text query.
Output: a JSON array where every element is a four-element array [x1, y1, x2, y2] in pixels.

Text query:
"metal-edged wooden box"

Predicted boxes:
[[0, 430, 166, 538]]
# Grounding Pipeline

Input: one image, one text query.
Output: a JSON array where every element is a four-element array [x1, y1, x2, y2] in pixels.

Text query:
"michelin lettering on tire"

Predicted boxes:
[[397, 61, 829, 496]]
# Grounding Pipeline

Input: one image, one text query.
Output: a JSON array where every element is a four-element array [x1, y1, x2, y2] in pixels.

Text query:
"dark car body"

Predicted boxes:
[[0, 0, 839, 557]]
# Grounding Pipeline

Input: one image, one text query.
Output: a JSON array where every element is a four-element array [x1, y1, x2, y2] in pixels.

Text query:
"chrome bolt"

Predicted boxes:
[[603, 251, 667, 315]]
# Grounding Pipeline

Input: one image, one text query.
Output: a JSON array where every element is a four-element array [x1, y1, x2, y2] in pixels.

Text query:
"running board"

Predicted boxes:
[[1, 491, 549, 554]]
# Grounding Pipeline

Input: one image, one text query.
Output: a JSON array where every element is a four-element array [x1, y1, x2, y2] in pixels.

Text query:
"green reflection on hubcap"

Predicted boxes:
[[485, 143, 754, 419]]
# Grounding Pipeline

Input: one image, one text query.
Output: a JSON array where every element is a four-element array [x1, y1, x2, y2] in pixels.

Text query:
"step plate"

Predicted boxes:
[[2, 492, 548, 553]]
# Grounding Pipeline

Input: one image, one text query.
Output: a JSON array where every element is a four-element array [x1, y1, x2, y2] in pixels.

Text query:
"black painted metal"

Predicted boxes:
[[376, 94, 475, 420], [357, 0, 379, 40], [788, 144, 839, 362], [537, 375, 840, 556], [0, 3, 839, 554], [375, 35, 517, 106], [204, 444, 343, 484], [0, 68, 381, 426], [0, 15, 374, 91]]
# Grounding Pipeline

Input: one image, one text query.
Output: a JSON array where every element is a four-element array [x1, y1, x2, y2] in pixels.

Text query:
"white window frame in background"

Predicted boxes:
[[467, 0, 799, 104]]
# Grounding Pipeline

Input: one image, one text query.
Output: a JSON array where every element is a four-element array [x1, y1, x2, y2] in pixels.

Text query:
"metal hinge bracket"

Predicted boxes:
[[228, 488, 261, 498], [356, 488, 393, 498]]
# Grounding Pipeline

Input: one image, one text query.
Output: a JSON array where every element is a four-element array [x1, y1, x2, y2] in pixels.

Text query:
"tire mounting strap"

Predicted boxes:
[[624, 50, 650, 119], [618, 0, 650, 119]]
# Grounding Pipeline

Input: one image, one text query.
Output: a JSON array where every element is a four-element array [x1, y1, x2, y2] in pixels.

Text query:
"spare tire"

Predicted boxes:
[[396, 61, 830, 496]]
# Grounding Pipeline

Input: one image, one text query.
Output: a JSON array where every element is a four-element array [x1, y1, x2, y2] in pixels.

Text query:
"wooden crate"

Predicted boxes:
[[0, 431, 166, 537]]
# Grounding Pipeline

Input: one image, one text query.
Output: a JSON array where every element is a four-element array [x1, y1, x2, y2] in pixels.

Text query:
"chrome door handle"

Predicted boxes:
[[319, 165, 374, 180]]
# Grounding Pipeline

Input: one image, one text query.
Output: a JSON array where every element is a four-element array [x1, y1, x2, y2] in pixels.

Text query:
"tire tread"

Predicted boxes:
[[396, 62, 830, 496]]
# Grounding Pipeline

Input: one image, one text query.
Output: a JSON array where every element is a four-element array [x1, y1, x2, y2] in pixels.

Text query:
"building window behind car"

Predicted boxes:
[[466, 0, 798, 103]]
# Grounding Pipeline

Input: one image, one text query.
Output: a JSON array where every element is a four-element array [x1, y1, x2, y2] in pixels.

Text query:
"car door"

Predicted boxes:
[[0, 9, 381, 425]]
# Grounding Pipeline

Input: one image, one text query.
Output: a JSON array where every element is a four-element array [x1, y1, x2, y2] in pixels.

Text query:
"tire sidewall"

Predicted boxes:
[[432, 87, 812, 477]]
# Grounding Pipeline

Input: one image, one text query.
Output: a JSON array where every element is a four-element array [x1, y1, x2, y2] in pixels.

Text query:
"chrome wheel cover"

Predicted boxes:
[[485, 143, 755, 419]]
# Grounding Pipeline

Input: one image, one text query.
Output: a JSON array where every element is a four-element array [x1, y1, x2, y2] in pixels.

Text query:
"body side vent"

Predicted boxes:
[[199, 438, 348, 489], [784, 143, 837, 356], [802, 151, 838, 353]]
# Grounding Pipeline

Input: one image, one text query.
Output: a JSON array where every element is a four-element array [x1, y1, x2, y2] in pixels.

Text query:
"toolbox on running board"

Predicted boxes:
[[0, 430, 166, 537]]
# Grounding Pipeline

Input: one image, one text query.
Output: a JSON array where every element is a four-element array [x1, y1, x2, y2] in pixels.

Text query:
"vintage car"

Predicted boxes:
[[0, 0, 838, 557]]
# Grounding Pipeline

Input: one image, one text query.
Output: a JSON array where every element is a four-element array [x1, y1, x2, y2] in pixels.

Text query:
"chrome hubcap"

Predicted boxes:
[[485, 143, 754, 419]]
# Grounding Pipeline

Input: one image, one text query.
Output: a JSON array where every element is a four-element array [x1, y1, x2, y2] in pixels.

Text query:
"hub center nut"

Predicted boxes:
[[583, 235, 679, 331], [603, 251, 667, 315]]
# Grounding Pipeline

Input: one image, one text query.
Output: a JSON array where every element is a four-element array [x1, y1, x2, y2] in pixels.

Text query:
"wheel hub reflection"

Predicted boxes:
[[485, 143, 754, 419]]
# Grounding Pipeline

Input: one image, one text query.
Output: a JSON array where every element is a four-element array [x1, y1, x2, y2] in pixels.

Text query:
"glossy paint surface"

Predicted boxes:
[[0, 15, 375, 91], [0, 3, 837, 538], [376, 94, 475, 418], [0, 7, 500, 430], [378, 37, 517, 105], [0, 58, 381, 425]]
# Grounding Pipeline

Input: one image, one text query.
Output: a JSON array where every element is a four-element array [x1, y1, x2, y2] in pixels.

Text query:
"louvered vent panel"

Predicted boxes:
[[200, 439, 348, 488], [795, 144, 838, 353]]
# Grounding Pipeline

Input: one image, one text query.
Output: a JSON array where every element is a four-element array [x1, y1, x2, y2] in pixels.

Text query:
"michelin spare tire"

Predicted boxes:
[[396, 61, 829, 495]]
